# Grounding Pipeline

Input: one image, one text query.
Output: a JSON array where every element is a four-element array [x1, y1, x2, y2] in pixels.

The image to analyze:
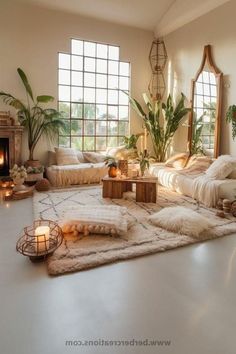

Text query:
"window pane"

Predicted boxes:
[[119, 121, 129, 135], [84, 120, 95, 135], [203, 71, 209, 83], [203, 84, 210, 96], [84, 88, 95, 103], [71, 137, 82, 150], [108, 121, 118, 135], [107, 136, 117, 147], [59, 85, 70, 101], [84, 41, 96, 57], [97, 44, 108, 59], [96, 89, 107, 104], [71, 103, 83, 118], [59, 102, 70, 118], [108, 75, 118, 89], [97, 59, 107, 74], [96, 121, 107, 135], [84, 73, 95, 87], [109, 46, 119, 60], [72, 55, 83, 70], [120, 62, 129, 76], [108, 90, 118, 104], [119, 76, 129, 90], [96, 74, 107, 88], [60, 120, 70, 135], [59, 53, 70, 69], [209, 73, 216, 85], [108, 61, 119, 75], [96, 137, 106, 150], [84, 137, 95, 150], [84, 104, 95, 119], [59, 69, 70, 85], [71, 87, 83, 102], [59, 136, 70, 147], [108, 106, 118, 119], [71, 39, 83, 55], [72, 71, 83, 86], [119, 90, 129, 105], [71, 120, 82, 135], [85, 57, 95, 72], [119, 106, 129, 120], [211, 85, 217, 97], [96, 105, 107, 120]]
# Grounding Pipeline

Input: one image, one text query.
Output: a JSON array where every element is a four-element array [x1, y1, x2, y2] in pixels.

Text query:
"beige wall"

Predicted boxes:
[[0, 1, 153, 164], [164, 0, 236, 156]]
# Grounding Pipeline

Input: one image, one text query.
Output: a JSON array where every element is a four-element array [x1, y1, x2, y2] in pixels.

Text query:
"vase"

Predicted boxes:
[[13, 177, 26, 192], [108, 166, 117, 178]]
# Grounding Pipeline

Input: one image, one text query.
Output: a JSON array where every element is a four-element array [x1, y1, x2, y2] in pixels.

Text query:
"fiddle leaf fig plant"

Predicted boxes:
[[125, 91, 190, 162], [0, 68, 65, 161]]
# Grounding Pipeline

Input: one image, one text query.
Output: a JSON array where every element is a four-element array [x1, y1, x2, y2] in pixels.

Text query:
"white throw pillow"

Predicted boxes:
[[60, 205, 128, 237], [106, 146, 127, 159], [205, 155, 236, 179], [149, 206, 213, 238], [83, 152, 105, 163], [55, 147, 79, 166]]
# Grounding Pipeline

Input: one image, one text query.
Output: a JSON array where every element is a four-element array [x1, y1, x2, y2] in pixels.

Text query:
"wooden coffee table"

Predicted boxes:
[[102, 176, 158, 203]]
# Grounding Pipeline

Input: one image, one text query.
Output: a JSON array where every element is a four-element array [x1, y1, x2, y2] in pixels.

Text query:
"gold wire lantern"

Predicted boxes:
[[148, 38, 168, 101]]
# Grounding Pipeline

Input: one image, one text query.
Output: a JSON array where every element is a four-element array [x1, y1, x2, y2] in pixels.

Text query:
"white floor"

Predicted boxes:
[[1, 192, 236, 354]]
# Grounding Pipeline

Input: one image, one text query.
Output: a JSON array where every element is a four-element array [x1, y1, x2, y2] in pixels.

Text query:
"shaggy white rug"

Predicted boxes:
[[33, 185, 236, 276]]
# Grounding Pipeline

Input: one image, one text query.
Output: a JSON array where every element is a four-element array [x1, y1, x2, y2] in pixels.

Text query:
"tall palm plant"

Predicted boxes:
[[127, 92, 190, 162], [0, 68, 65, 161]]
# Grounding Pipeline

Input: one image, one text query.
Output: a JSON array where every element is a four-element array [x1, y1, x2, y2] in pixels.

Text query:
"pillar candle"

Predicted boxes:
[[35, 226, 50, 253]]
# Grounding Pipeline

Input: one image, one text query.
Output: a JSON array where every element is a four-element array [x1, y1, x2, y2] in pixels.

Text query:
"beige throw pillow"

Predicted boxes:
[[165, 153, 189, 170], [83, 152, 105, 163], [205, 155, 236, 179], [55, 147, 79, 166], [184, 155, 212, 173]]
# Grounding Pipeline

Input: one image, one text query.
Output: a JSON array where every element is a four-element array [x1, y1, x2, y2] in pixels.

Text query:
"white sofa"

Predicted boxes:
[[150, 163, 236, 205], [46, 150, 108, 187]]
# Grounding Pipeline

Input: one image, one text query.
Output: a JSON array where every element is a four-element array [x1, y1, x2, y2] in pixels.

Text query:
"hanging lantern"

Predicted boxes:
[[148, 38, 168, 101]]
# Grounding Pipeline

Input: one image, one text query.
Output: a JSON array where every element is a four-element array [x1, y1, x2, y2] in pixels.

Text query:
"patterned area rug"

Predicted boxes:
[[33, 185, 236, 276]]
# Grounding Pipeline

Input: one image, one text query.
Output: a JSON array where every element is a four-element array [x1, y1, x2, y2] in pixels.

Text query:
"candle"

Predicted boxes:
[[35, 226, 50, 253], [144, 128, 147, 150], [140, 135, 144, 152]]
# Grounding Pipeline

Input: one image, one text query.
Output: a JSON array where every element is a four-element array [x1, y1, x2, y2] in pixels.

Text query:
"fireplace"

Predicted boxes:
[[0, 138, 10, 176], [0, 112, 24, 177]]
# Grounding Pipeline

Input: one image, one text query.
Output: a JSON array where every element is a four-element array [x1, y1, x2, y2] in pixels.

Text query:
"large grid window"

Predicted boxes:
[[58, 39, 130, 151]]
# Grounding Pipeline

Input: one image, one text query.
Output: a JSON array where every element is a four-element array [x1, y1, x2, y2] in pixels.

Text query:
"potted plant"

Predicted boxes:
[[122, 133, 141, 160], [137, 151, 154, 176], [104, 156, 118, 178], [0, 68, 65, 167], [25, 165, 44, 185], [126, 92, 190, 162], [9, 164, 27, 191], [226, 105, 236, 139]]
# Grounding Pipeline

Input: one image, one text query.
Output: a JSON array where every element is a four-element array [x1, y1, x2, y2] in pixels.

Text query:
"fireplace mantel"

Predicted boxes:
[[0, 125, 24, 169]]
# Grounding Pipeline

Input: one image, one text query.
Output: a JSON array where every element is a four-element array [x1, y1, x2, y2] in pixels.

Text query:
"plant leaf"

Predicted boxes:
[[36, 95, 54, 103], [17, 68, 34, 101]]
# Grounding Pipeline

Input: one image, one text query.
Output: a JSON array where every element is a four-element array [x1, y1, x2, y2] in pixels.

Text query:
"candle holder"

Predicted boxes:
[[118, 159, 128, 176], [16, 220, 63, 262]]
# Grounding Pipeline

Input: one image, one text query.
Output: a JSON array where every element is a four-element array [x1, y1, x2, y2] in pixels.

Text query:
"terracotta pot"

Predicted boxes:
[[108, 166, 117, 178], [25, 160, 41, 168]]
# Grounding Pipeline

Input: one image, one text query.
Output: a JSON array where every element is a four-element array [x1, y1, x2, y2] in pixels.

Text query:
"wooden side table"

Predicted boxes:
[[102, 177, 158, 203]]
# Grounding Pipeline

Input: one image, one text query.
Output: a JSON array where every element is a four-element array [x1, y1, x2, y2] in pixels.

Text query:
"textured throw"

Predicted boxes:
[[33, 185, 236, 276]]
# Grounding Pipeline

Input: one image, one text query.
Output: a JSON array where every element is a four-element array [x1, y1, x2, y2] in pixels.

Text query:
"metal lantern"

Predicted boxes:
[[16, 220, 63, 262], [148, 38, 168, 101]]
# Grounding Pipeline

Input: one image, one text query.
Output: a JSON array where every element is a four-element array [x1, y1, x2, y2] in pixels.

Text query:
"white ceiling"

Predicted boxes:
[[17, 0, 230, 35]]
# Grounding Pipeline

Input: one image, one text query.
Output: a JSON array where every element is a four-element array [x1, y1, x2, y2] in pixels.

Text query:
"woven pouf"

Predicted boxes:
[[35, 178, 50, 192], [231, 201, 236, 217]]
